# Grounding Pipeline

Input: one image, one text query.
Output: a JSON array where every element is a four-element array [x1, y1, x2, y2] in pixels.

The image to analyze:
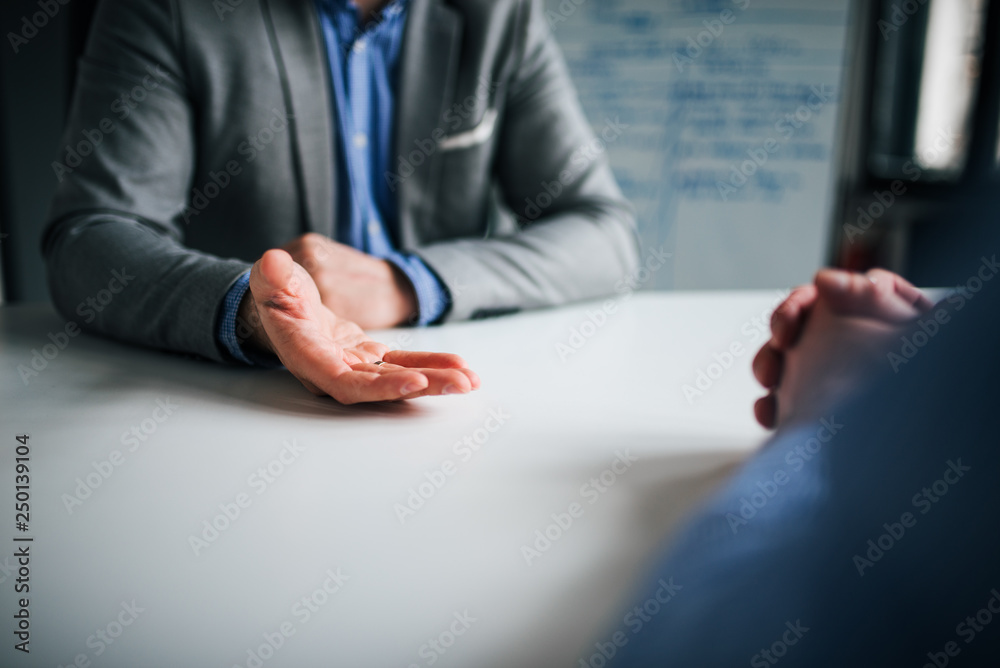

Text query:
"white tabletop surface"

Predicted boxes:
[[0, 291, 778, 667]]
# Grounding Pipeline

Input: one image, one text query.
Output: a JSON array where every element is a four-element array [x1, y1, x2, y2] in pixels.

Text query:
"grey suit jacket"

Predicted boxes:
[[44, 0, 639, 363]]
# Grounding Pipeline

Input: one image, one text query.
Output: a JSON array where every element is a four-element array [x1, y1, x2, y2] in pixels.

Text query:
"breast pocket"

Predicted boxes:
[[434, 109, 500, 238]]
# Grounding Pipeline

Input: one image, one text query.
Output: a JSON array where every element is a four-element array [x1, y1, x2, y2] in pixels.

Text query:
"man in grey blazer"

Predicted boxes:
[[43, 0, 639, 403]]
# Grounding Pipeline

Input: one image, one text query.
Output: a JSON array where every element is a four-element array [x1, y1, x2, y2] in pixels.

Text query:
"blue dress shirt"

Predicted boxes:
[[219, 0, 448, 364]]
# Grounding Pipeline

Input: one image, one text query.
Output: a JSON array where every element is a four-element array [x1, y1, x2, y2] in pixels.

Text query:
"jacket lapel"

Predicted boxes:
[[260, 0, 336, 236], [395, 0, 463, 248]]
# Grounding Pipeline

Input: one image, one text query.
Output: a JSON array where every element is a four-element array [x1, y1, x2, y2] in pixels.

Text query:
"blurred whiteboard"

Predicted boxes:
[[546, 0, 851, 289]]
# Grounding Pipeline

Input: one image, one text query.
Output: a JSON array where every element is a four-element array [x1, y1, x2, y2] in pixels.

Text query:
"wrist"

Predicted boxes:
[[386, 261, 419, 326], [235, 289, 273, 354]]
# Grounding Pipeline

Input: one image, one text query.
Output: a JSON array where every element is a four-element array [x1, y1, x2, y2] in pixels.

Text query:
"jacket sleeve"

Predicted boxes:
[[416, 0, 640, 321], [42, 0, 250, 363]]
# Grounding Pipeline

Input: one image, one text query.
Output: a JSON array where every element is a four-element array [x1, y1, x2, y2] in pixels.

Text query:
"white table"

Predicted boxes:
[[0, 292, 777, 667]]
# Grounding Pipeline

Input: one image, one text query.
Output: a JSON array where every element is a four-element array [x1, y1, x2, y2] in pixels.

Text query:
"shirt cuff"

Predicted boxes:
[[217, 271, 254, 365], [387, 253, 450, 326]]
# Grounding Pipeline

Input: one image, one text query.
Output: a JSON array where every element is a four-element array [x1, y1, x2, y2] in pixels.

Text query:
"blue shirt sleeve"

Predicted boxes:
[[217, 271, 253, 365], [386, 253, 450, 326]]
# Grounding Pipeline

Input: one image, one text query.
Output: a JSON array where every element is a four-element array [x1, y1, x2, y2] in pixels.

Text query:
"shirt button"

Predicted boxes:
[[353, 133, 369, 149], [368, 220, 381, 235], [353, 40, 367, 54]]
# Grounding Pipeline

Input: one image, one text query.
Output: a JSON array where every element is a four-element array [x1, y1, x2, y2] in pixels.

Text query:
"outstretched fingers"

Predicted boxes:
[[250, 249, 482, 404], [383, 350, 469, 369], [319, 365, 430, 405], [383, 350, 481, 391], [351, 362, 478, 398]]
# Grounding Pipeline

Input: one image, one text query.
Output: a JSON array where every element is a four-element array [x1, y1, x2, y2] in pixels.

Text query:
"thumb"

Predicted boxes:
[[251, 249, 297, 297]]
